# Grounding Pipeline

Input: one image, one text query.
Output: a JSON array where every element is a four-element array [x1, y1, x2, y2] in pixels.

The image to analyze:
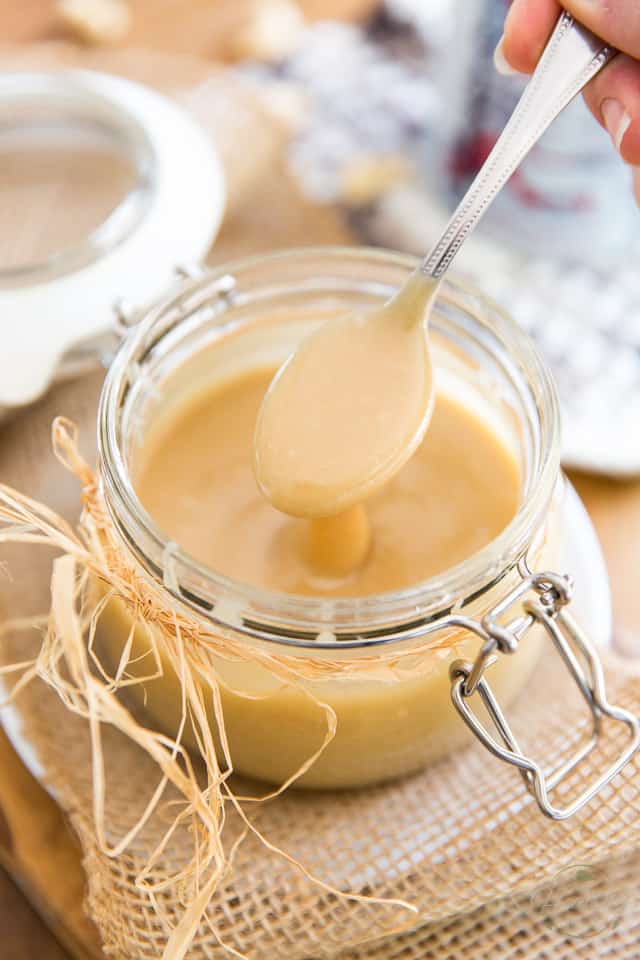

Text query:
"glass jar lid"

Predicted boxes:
[[0, 70, 225, 410]]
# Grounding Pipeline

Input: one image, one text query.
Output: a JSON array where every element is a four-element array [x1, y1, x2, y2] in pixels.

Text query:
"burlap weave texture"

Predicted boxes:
[[2, 624, 639, 959]]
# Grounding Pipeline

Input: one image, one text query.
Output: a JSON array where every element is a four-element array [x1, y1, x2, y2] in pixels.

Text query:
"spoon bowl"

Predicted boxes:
[[253, 272, 437, 518]]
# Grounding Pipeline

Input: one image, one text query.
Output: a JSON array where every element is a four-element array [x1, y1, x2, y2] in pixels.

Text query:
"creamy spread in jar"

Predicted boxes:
[[136, 366, 519, 596], [95, 251, 557, 789]]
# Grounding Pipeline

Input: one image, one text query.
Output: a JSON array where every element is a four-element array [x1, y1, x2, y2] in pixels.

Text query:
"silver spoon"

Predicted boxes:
[[422, 10, 617, 279], [255, 11, 617, 522]]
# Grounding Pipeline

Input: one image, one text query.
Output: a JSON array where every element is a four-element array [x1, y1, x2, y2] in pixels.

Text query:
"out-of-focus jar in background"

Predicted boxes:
[[423, 0, 636, 267]]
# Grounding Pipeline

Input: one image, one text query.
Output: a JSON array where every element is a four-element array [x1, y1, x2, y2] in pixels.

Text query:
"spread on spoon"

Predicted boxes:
[[254, 271, 438, 519], [252, 270, 439, 577]]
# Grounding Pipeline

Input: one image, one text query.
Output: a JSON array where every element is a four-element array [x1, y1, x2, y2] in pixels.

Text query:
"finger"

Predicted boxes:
[[502, 0, 640, 74], [563, 0, 640, 62], [582, 54, 640, 164], [500, 0, 561, 74]]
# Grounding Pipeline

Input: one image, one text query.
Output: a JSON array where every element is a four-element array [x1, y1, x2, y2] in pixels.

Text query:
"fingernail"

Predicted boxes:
[[633, 167, 640, 207], [601, 98, 631, 153], [493, 36, 518, 76]]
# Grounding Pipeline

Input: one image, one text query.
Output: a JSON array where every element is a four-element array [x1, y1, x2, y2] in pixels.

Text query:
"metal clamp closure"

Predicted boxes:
[[449, 570, 640, 820], [112, 265, 236, 339]]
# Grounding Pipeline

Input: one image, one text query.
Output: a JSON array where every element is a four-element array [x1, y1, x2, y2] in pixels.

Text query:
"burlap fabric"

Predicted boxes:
[[1, 375, 640, 959], [2, 631, 640, 960]]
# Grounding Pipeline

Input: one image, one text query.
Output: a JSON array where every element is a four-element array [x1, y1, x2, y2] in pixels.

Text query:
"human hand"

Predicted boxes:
[[495, 1, 640, 203]]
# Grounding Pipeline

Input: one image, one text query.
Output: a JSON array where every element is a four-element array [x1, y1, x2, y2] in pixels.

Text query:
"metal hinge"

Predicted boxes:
[[449, 570, 640, 820], [112, 265, 236, 339]]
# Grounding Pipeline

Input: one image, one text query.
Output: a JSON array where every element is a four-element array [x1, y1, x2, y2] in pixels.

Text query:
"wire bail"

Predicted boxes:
[[449, 569, 640, 820]]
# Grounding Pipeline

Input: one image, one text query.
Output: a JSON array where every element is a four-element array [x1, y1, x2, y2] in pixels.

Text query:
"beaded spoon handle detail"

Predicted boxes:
[[422, 10, 618, 280]]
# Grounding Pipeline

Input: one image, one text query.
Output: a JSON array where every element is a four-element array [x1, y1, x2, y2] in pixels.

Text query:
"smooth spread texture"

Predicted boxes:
[[111, 362, 532, 789], [108, 329, 534, 790], [253, 272, 439, 519], [136, 366, 520, 598]]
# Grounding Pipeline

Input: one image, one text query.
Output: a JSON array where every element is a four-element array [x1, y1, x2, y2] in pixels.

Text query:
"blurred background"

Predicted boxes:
[[3, 0, 640, 477]]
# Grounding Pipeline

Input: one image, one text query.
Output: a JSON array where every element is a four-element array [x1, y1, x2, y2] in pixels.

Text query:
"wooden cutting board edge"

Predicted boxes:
[[0, 727, 103, 958]]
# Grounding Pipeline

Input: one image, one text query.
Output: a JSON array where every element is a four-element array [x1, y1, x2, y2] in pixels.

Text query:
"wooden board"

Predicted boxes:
[[0, 729, 104, 958]]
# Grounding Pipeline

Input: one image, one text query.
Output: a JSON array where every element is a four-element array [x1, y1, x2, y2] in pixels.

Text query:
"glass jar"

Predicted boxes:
[[95, 247, 637, 817]]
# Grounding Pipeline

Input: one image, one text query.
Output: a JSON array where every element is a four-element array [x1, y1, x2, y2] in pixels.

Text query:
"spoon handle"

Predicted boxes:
[[421, 10, 617, 280]]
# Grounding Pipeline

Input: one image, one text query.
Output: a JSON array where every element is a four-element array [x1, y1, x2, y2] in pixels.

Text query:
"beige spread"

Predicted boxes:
[[136, 367, 519, 597], [95, 291, 540, 789]]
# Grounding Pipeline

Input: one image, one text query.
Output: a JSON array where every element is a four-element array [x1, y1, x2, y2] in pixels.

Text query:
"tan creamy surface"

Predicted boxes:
[[136, 367, 520, 598], [253, 273, 438, 518], [102, 344, 536, 790]]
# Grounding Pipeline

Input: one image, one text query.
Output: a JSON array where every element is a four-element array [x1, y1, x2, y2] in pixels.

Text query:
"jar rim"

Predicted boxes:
[[98, 246, 561, 647]]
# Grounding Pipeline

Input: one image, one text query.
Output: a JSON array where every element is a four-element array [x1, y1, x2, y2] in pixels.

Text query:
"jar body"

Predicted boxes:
[[96, 248, 564, 790], [96, 580, 550, 788]]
